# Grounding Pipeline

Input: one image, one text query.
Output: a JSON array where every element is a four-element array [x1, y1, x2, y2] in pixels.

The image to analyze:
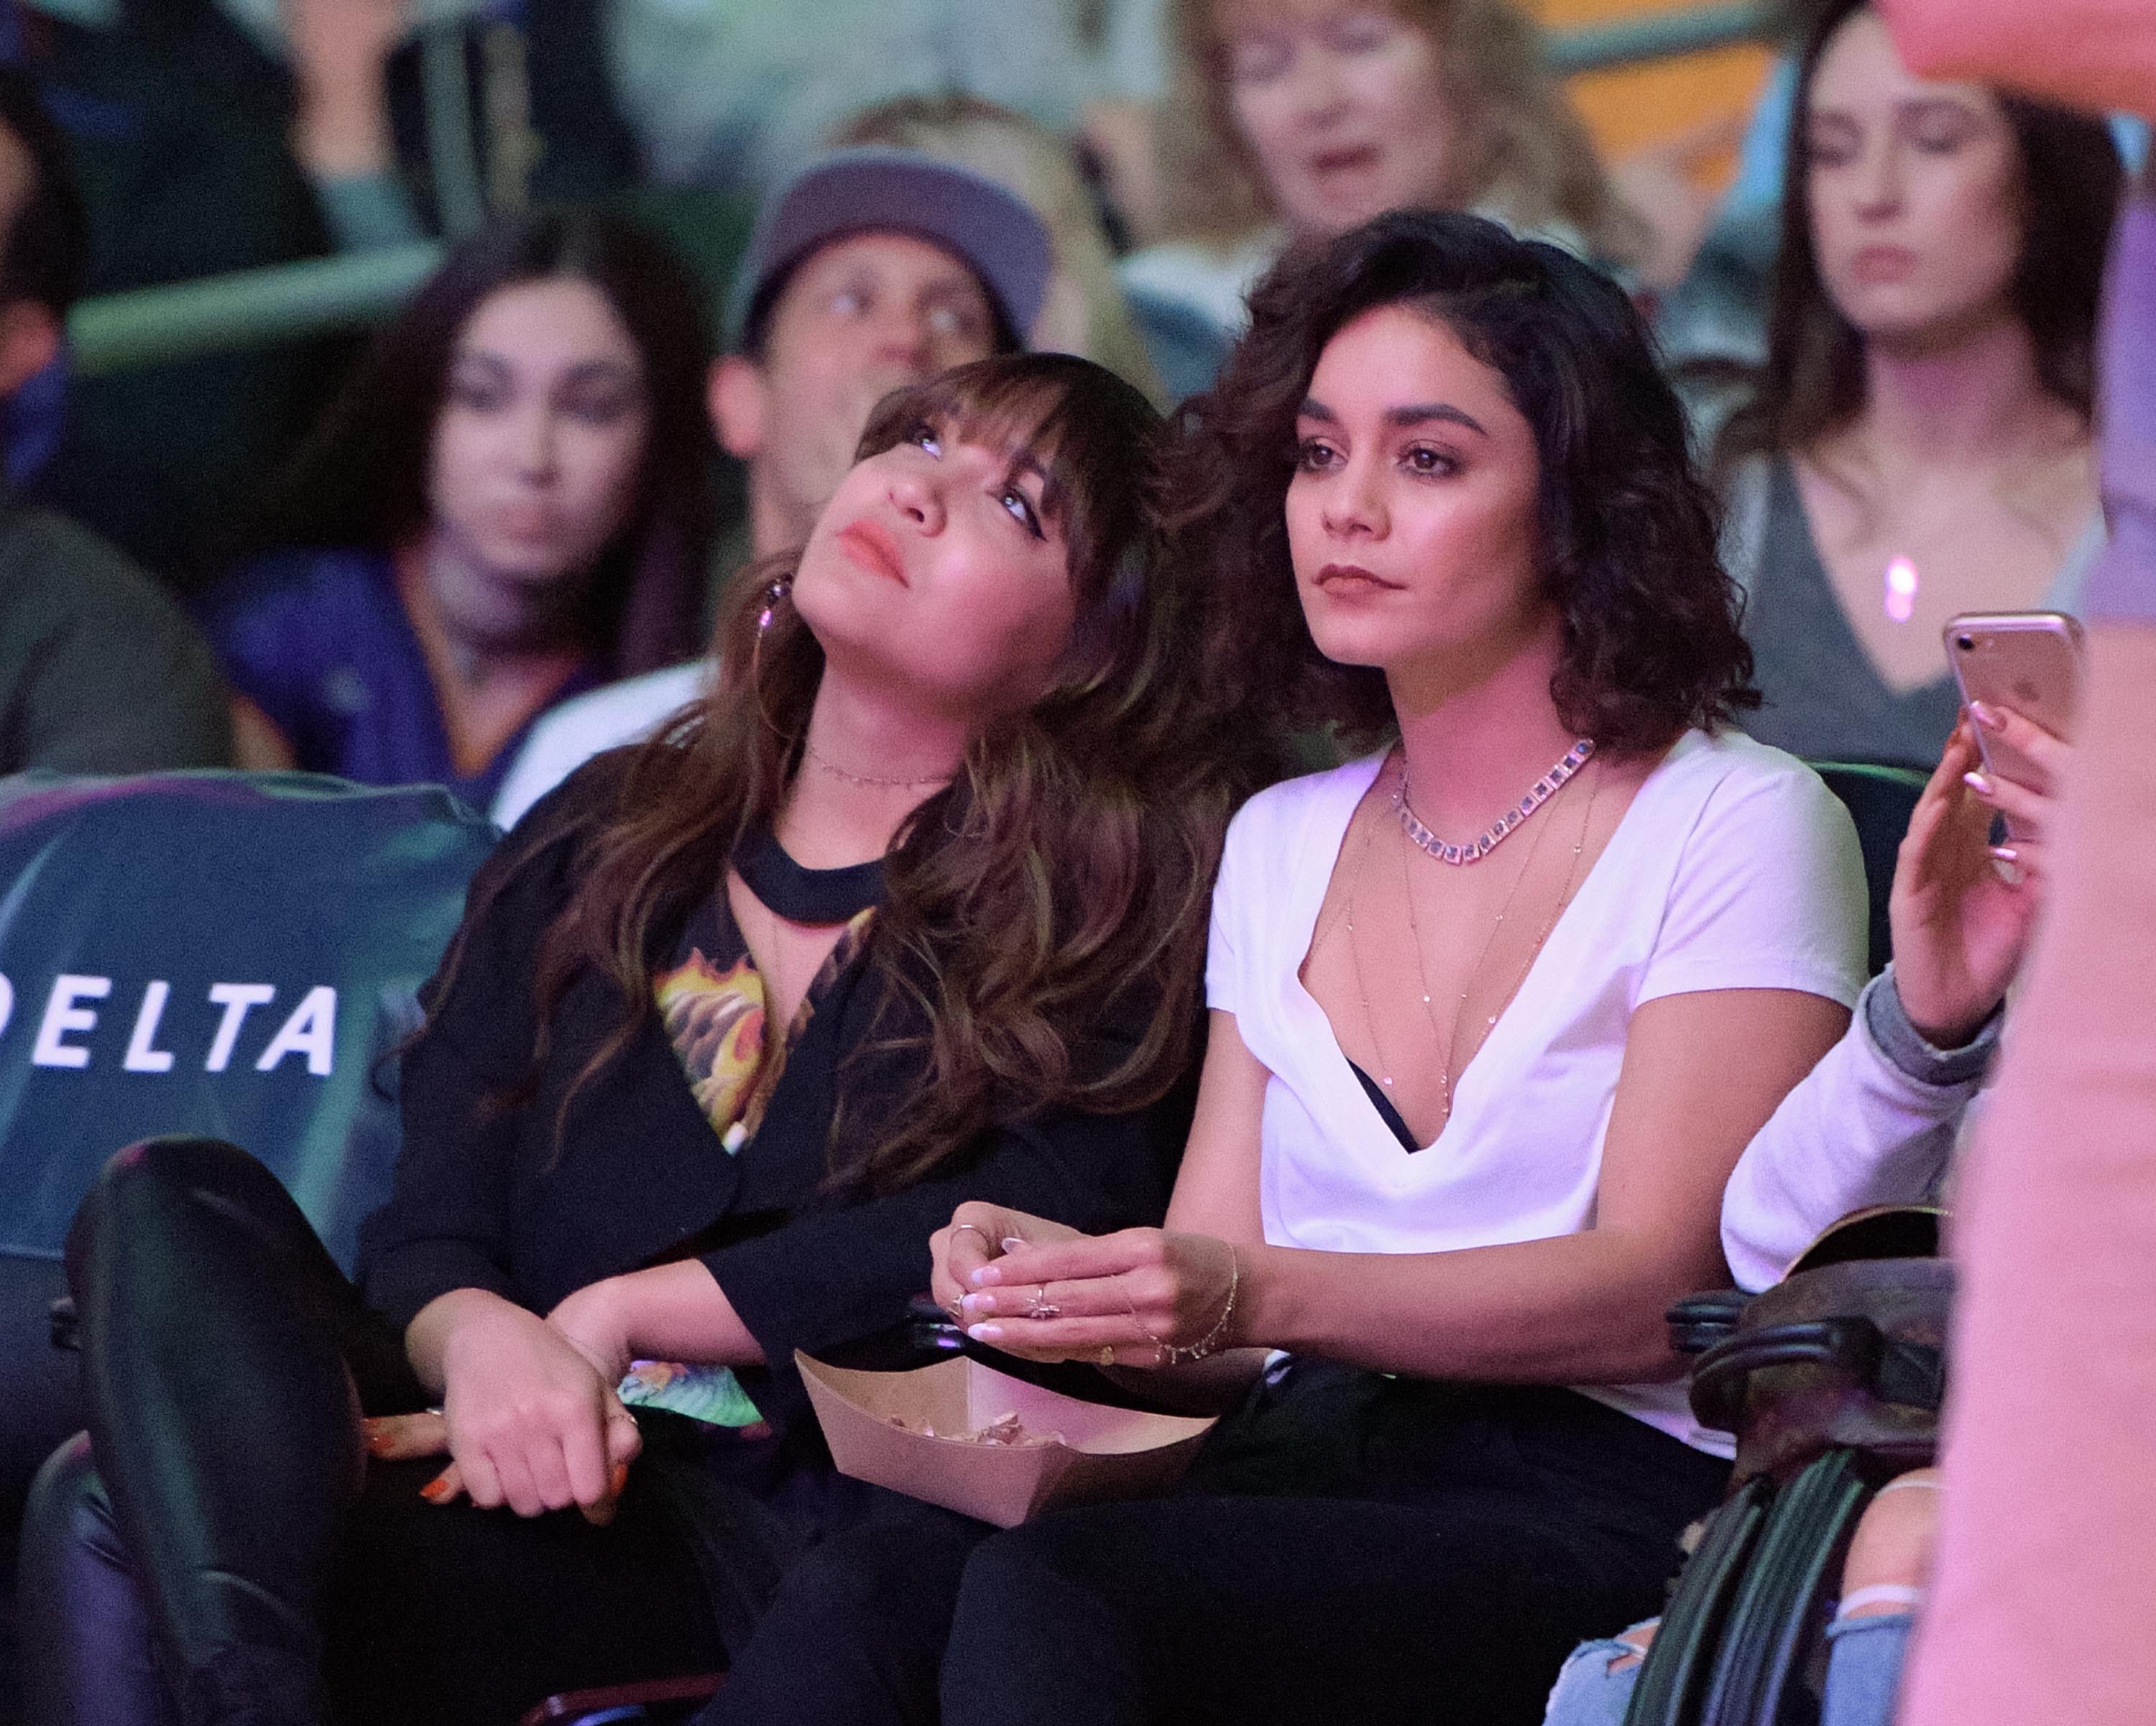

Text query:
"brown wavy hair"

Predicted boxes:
[[1716, 0, 2122, 469], [1176, 209, 1756, 756], [1156, 0, 1643, 266], [497, 354, 1257, 1193]]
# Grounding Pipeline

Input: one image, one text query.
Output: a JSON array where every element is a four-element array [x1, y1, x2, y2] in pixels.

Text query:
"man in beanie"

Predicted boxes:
[[492, 145, 1049, 826]]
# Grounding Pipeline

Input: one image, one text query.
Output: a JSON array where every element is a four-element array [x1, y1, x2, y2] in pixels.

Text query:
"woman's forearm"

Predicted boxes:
[[584, 1260, 765, 1369], [1720, 972, 1980, 1291], [1239, 1229, 1715, 1385], [403, 1286, 528, 1396]]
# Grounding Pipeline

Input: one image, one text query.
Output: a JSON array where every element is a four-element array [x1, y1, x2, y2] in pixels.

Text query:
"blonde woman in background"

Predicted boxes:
[[835, 94, 1171, 406], [1118, 0, 1644, 369]]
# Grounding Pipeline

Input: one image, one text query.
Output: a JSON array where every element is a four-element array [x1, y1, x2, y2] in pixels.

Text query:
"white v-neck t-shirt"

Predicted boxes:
[[1207, 728, 1868, 1455]]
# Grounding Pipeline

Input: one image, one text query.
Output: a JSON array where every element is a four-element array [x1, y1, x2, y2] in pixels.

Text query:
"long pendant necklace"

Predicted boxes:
[[1404, 757, 1600, 1122], [1397, 738, 1594, 865], [1335, 751, 1600, 1127]]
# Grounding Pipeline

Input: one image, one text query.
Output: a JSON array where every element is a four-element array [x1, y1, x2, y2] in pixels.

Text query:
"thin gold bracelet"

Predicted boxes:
[[1161, 1243, 1240, 1366]]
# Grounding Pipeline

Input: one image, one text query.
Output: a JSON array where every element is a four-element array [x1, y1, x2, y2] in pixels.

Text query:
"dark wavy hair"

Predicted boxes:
[[249, 210, 716, 677], [491, 354, 1258, 1193], [1719, 0, 2122, 466], [1178, 208, 1756, 754]]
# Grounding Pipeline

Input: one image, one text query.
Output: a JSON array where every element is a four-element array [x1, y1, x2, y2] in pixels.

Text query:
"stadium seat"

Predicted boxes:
[[0, 768, 494, 1716]]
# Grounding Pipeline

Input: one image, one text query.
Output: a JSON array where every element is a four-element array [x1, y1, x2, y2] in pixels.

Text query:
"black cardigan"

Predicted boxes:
[[354, 752, 1182, 1439]]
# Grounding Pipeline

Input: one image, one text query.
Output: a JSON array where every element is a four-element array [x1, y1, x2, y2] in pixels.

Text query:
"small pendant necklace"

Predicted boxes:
[[802, 738, 957, 790], [1397, 738, 1594, 865]]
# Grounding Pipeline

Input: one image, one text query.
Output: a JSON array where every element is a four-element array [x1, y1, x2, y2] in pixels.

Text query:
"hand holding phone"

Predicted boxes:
[[1945, 612, 2083, 838]]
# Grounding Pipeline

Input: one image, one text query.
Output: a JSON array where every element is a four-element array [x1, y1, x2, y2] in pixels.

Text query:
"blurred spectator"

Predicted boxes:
[[599, 0, 1165, 199], [491, 147, 1049, 827], [1704, 0, 2121, 767], [200, 209, 711, 807], [1869, 1, 2156, 1718], [1119, 0, 1642, 377], [15, 0, 633, 594], [834, 94, 1168, 405], [22, 0, 342, 592], [272, 0, 636, 246], [0, 67, 231, 774]]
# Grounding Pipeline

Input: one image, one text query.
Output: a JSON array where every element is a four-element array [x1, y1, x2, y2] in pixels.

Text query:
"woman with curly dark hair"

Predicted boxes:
[[691, 210, 1871, 1726], [24, 353, 1261, 1726]]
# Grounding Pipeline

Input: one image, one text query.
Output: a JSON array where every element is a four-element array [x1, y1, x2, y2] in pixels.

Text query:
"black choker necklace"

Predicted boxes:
[[731, 826, 885, 924]]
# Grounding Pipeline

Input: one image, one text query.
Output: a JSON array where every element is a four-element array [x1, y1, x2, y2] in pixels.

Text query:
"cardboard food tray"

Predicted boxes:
[[796, 1351, 1219, 1528]]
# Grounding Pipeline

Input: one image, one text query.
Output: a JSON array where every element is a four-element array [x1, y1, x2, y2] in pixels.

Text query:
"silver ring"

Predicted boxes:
[[1024, 1285, 1061, 1320]]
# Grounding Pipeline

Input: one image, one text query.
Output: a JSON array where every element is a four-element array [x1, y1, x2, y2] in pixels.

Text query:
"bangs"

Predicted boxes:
[[853, 353, 1165, 619], [858, 365, 1093, 539]]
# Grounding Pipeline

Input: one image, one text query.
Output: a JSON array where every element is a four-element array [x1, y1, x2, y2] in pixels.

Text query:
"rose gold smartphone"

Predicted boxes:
[[1943, 612, 2084, 800]]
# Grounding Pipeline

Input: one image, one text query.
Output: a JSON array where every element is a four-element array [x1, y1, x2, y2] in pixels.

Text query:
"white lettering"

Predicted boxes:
[[254, 986, 336, 1077], [204, 984, 275, 1073], [122, 980, 177, 1074], [0, 973, 11, 1038], [32, 975, 111, 1069]]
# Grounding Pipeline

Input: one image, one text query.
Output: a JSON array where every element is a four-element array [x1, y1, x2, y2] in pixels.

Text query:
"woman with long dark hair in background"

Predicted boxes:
[[1710, 0, 2121, 767], [202, 209, 715, 806], [22, 353, 1260, 1726]]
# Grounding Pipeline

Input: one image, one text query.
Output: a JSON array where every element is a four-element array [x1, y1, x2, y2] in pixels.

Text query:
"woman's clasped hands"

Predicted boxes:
[[362, 1286, 642, 1526], [930, 1203, 1243, 1369]]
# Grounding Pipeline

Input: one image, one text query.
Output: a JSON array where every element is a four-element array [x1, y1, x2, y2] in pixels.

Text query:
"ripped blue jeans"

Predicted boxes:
[[1542, 1610, 1915, 1726]]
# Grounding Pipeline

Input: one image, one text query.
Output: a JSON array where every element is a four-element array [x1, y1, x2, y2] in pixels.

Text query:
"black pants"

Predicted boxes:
[[20, 1137, 724, 1726], [711, 1361, 1728, 1726]]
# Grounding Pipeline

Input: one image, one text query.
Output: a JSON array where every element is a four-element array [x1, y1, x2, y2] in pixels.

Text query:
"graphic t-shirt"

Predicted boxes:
[[625, 841, 880, 1429], [653, 895, 876, 1151]]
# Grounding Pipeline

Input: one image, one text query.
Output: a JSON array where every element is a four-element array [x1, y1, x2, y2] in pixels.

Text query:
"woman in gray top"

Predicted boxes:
[[1707, 0, 2119, 768]]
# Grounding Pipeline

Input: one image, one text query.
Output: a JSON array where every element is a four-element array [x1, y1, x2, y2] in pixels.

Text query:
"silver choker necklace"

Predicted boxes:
[[1396, 739, 1595, 866]]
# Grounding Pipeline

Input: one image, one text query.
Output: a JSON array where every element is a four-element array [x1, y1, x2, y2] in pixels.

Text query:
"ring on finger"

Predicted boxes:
[[1097, 1344, 1116, 1367], [950, 1222, 994, 1252], [1024, 1284, 1061, 1320]]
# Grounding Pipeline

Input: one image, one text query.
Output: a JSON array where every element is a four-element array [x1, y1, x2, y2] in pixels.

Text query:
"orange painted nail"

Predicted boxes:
[[420, 1471, 454, 1503], [610, 1461, 630, 1497]]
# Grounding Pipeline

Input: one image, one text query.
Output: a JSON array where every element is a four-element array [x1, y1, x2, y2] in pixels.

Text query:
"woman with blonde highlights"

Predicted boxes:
[[23, 354, 1259, 1726], [1121, 0, 1641, 351]]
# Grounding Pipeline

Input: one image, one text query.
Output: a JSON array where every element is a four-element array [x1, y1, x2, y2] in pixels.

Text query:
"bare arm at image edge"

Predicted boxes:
[[1901, 168, 2156, 1726]]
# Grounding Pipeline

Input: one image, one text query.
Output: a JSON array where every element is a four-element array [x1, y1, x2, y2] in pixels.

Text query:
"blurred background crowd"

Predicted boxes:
[[0, 0, 2144, 817]]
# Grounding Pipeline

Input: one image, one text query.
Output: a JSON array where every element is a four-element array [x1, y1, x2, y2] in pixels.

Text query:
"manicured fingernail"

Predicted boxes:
[[969, 1264, 1002, 1287], [1989, 845, 2020, 864], [361, 1419, 395, 1457], [1970, 701, 2002, 729], [1000, 1237, 1027, 1254], [1963, 771, 1994, 796], [962, 1292, 995, 1315], [420, 1472, 454, 1503], [610, 1461, 630, 1496], [967, 1323, 1004, 1342]]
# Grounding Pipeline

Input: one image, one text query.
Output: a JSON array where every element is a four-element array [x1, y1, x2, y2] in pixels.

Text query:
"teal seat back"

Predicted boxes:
[[0, 770, 496, 1270], [1810, 761, 1930, 977]]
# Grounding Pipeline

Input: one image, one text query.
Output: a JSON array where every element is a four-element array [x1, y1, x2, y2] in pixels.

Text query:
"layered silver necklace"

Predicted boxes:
[[1395, 738, 1595, 865]]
